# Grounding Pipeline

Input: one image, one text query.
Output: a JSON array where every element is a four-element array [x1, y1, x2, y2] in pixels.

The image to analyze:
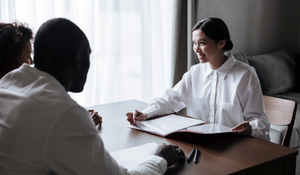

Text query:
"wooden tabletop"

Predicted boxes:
[[88, 99, 298, 175]]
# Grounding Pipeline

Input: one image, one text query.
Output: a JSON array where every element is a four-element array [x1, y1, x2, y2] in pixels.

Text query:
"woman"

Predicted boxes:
[[0, 22, 33, 79], [127, 17, 270, 140]]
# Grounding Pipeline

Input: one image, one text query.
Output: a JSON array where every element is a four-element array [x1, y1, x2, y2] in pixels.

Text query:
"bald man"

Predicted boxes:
[[0, 18, 184, 175]]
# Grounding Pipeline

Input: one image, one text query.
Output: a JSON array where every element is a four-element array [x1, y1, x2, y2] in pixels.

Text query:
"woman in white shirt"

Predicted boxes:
[[127, 17, 270, 139]]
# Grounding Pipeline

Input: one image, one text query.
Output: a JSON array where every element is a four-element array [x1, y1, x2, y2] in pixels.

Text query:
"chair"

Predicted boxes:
[[263, 95, 298, 147]]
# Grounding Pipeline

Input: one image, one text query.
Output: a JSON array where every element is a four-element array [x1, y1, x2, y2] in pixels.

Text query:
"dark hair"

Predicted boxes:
[[192, 17, 233, 51], [34, 18, 88, 68], [0, 22, 33, 78]]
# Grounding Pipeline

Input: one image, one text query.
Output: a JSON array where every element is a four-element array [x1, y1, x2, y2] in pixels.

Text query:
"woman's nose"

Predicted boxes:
[[194, 45, 201, 53]]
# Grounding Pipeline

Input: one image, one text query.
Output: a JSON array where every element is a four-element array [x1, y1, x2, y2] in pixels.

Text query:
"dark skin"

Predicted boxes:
[[89, 109, 102, 126], [152, 143, 185, 166], [35, 45, 102, 127], [34, 18, 183, 168]]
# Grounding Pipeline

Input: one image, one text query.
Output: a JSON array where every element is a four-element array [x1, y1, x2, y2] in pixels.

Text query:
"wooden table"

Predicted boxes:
[[89, 99, 298, 175]]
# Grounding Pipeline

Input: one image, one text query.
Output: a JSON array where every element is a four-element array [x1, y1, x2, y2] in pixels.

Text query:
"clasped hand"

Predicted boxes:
[[151, 143, 185, 167], [89, 109, 102, 126]]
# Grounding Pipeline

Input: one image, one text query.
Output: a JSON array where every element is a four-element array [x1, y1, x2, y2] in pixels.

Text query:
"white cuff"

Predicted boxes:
[[141, 106, 158, 119]]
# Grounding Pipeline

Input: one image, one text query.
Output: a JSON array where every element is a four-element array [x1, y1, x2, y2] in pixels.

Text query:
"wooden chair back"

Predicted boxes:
[[263, 95, 297, 147]]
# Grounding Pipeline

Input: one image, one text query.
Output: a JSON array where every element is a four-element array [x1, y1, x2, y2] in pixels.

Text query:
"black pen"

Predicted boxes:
[[194, 148, 200, 163], [187, 148, 196, 163]]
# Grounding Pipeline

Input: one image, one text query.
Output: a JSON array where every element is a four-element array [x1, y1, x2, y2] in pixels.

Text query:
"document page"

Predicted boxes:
[[187, 123, 235, 134], [111, 142, 158, 171], [134, 114, 205, 136]]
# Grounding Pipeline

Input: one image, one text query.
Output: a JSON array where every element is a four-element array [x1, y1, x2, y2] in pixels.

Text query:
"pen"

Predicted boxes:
[[187, 148, 196, 163], [194, 148, 200, 163]]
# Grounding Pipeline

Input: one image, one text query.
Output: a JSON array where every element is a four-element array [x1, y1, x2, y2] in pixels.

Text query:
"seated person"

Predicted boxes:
[[127, 17, 270, 140], [0, 21, 102, 126], [0, 22, 33, 79], [0, 18, 184, 174]]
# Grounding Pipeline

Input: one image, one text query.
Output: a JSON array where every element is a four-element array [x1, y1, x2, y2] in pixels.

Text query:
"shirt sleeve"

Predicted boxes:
[[47, 106, 167, 175], [238, 70, 270, 138], [142, 70, 193, 119]]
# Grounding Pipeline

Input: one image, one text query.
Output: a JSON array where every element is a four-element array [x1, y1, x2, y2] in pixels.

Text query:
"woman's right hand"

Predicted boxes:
[[126, 109, 147, 125]]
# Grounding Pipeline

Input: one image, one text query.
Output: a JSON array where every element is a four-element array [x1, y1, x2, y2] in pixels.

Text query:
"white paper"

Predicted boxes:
[[187, 123, 234, 134], [134, 114, 205, 136], [111, 142, 158, 170]]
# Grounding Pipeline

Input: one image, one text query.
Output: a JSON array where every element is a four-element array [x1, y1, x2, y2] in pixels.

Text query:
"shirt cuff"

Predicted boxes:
[[129, 155, 168, 175], [141, 106, 158, 119], [147, 155, 168, 172], [249, 120, 264, 137]]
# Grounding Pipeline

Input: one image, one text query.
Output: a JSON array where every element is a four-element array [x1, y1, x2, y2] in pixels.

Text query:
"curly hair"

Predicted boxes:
[[0, 22, 33, 78]]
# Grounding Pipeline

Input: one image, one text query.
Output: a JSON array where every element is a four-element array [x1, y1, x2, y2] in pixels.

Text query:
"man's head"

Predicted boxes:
[[34, 18, 91, 92]]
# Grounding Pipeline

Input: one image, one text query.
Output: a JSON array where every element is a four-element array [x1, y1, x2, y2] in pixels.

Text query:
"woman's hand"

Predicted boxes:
[[231, 121, 252, 135], [88, 109, 102, 127], [126, 109, 147, 125]]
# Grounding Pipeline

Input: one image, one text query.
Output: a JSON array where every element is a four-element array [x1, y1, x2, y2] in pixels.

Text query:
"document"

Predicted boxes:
[[129, 114, 205, 137], [186, 123, 234, 134], [111, 142, 158, 171], [129, 114, 235, 136]]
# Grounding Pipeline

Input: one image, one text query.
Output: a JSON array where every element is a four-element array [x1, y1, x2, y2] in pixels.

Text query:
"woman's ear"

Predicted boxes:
[[219, 40, 226, 49]]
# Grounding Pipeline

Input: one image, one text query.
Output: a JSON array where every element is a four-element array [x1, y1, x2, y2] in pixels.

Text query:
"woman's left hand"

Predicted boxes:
[[231, 121, 252, 135]]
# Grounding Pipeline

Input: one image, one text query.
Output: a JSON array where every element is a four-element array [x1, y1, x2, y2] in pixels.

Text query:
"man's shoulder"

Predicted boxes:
[[1, 65, 79, 114]]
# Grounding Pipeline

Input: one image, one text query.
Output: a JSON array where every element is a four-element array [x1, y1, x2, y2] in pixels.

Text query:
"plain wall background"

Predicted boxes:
[[195, 0, 300, 56]]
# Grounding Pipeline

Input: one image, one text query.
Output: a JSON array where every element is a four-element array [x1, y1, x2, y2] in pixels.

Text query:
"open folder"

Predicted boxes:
[[129, 114, 235, 137]]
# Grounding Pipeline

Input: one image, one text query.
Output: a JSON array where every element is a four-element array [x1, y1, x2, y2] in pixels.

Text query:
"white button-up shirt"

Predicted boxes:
[[0, 64, 167, 175], [143, 53, 270, 139]]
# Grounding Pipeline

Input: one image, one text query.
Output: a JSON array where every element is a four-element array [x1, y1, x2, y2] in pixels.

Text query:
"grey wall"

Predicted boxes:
[[195, 0, 300, 56]]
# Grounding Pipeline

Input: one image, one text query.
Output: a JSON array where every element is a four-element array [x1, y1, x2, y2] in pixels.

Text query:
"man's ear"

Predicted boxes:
[[72, 50, 82, 69]]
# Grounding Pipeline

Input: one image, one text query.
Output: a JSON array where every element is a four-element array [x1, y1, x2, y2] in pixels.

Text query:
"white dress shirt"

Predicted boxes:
[[142, 53, 270, 139], [0, 64, 167, 175]]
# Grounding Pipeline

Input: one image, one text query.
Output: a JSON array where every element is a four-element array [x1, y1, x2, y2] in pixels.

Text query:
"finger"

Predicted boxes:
[[178, 149, 185, 158], [232, 122, 246, 131], [127, 117, 133, 122], [88, 109, 94, 112], [127, 117, 135, 124], [135, 115, 141, 121], [132, 110, 137, 120], [133, 110, 140, 119], [126, 112, 133, 118], [172, 144, 179, 150], [127, 115, 133, 120]]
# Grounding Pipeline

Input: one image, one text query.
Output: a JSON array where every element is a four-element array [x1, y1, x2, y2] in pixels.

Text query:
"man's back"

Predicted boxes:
[[0, 64, 97, 174]]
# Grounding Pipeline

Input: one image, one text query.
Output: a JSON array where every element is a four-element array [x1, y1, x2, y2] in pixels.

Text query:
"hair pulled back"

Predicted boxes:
[[192, 17, 233, 51]]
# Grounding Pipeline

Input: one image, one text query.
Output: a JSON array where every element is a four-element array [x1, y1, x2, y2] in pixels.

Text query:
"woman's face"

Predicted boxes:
[[192, 29, 224, 64], [17, 41, 33, 66]]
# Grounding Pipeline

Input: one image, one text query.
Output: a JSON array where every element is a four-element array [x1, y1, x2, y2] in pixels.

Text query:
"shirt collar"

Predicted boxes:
[[205, 52, 236, 79]]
